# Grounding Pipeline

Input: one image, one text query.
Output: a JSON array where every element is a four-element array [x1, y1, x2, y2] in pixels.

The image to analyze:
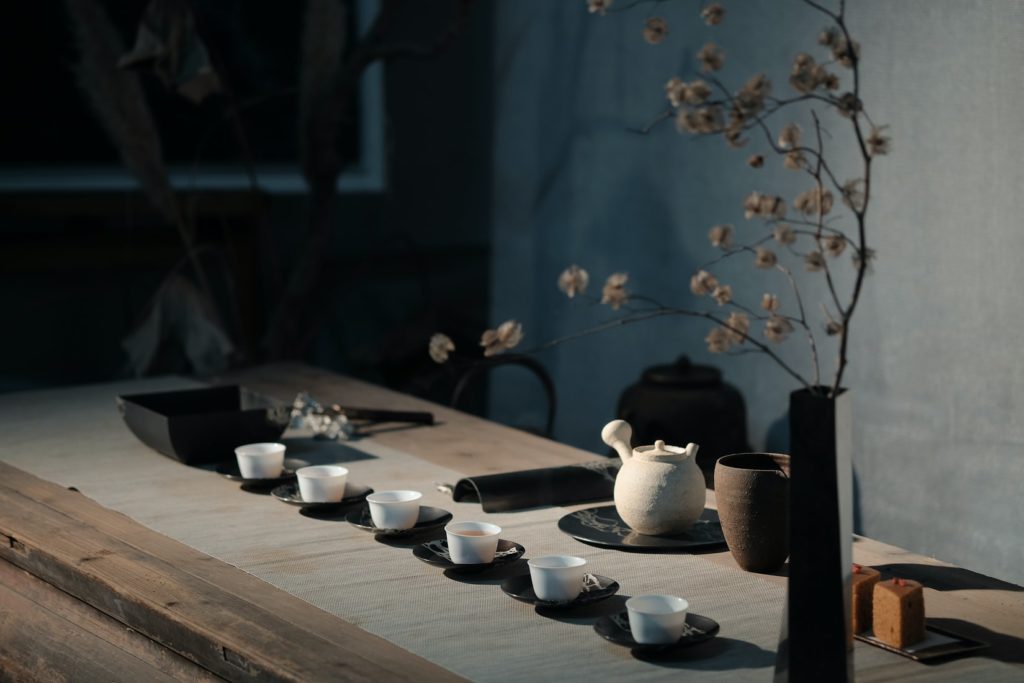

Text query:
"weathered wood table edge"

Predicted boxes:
[[1, 362, 1022, 681]]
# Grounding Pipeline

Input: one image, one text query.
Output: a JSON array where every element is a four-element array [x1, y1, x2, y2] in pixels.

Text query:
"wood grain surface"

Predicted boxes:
[[0, 362, 1020, 682], [0, 460, 466, 683]]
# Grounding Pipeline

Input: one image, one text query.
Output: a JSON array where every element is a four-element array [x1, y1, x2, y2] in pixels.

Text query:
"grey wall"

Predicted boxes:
[[490, 1, 1024, 584]]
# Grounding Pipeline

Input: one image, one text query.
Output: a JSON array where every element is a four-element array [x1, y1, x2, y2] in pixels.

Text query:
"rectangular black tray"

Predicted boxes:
[[855, 622, 989, 662], [117, 385, 289, 466]]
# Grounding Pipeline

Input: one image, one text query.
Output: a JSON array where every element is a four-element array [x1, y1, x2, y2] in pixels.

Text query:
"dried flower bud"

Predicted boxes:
[[824, 234, 847, 258], [690, 270, 719, 296], [783, 150, 806, 170], [825, 320, 844, 336], [665, 77, 686, 107], [724, 126, 748, 149], [676, 106, 724, 134], [711, 284, 732, 306], [764, 315, 794, 343], [706, 326, 731, 353], [724, 312, 750, 343], [778, 123, 801, 149], [601, 272, 629, 309], [685, 79, 712, 104], [836, 92, 863, 119], [587, 0, 613, 16], [697, 42, 725, 72], [747, 154, 764, 168], [832, 36, 860, 68], [744, 191, 786, 220], [804, 250, 825, 272], [480, 320, 523, 357], [754, 247, 778, 268], [794, 187, 834, 216], [558, 264, 590, 297], [428, 333, 455, 364], [643, 17, 668, 45], [701, 3, 725, 26], [735, 73, 771, 115], [841, 179, 866, 211], [818, 27, 839, 47], [773, 223, 796, 245], [708, 224, 734, 249], [867, 125, 892, 156], [761, 293, 780, 312]]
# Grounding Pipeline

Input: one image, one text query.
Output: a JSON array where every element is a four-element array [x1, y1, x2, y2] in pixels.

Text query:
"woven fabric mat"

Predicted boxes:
[[6, 378, 1010, 682]]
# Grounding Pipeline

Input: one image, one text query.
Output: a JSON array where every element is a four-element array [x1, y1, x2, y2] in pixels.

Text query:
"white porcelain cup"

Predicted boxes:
[[234, 443, 286, 479], [366, 490, 422, 530], [296, 465, 349, 503], [528, 555, 587, 602], [626, 594, 689, 644], [445, 521, 501, 564]]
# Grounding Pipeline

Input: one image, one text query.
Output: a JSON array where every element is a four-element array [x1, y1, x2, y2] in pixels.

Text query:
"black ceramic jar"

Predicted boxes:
[[615, 356, 750, 488]]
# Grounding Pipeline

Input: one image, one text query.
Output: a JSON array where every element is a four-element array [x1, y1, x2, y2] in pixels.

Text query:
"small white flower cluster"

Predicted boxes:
[[290, 392, 355, 440]]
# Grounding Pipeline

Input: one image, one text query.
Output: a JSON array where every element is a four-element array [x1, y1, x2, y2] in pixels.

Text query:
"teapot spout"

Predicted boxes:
[[601, 420, 634, 461]]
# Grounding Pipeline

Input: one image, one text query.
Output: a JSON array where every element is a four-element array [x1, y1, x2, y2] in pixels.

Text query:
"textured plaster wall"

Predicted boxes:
[[490, 1, 1024, 584]]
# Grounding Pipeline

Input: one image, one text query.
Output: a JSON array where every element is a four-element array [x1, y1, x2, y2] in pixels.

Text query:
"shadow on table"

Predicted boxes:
[[373, 530, 446, 546], [872, 563, 1023, 593], [631, 636, 776, 669], [297, 502, 365, 520], [279, 438, 379, 465], [441, 560, 529, 584], [926, 618, 1024, 666], [535, 594, 629, 622]]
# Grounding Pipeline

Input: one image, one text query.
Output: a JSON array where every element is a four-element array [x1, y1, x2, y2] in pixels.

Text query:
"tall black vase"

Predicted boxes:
[[775, 387, 853, 682]]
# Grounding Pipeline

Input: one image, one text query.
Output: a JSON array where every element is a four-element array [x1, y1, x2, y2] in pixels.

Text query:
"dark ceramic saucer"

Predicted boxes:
[[270, 482, 373, 510], [346, 505, 452, 537], [501, 573, 619, 608], [558, 506, 725, 552], [594, 611, 719, 652], [412, 539, 525, 574], [215, 458, 309, 487]]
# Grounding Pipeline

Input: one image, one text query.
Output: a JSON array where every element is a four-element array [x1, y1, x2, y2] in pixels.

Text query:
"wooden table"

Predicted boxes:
[[1, 363, 1022, 682]]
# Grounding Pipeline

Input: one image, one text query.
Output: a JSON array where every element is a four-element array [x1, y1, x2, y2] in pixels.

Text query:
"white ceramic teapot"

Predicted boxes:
[[602, 419, 706, 536]]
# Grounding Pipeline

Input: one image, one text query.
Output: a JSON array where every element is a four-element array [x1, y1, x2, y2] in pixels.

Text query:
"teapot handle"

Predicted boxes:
[[601, 420, 634, 461]]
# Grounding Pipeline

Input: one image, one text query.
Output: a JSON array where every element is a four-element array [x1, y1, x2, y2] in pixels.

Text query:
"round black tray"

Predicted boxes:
[[557, 505, 724, 552]]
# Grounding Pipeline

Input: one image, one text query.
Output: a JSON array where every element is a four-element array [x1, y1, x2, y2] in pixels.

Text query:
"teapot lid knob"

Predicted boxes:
[[654, 439, 666, 450]]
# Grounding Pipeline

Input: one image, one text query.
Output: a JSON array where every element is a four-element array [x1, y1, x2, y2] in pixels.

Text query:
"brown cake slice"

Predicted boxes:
[[872, 577, 926, 648], [851, 564, 881, 633]]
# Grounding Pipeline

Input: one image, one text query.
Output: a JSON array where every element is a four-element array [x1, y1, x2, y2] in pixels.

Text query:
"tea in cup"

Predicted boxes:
[[366, 490, 422, 530], [445, 521, 501, 564], [296, 465, 349, 502], [528, 555, 587, 602], [625, 594, 689, 644], [234, 442, 286, 479]]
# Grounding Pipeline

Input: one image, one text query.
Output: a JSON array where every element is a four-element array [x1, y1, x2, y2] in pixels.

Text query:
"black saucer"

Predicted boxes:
[[215, 458, 309, 487], [501, 573, 619, 608], [412, 539, 525, 574], [558, 506, 725, 552], [594, 611, 719, 652], [346, 505, 453, 537], [270, 482, 373, 510]]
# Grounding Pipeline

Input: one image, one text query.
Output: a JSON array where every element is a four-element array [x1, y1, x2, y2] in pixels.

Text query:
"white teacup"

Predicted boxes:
[[626, 594, 689, 644], [366, 490, 422, 530], [296, 465, 349, 503], [445, 521, 501, 564], [528, 555, 587, 602], [234, 442, 286, 479]]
